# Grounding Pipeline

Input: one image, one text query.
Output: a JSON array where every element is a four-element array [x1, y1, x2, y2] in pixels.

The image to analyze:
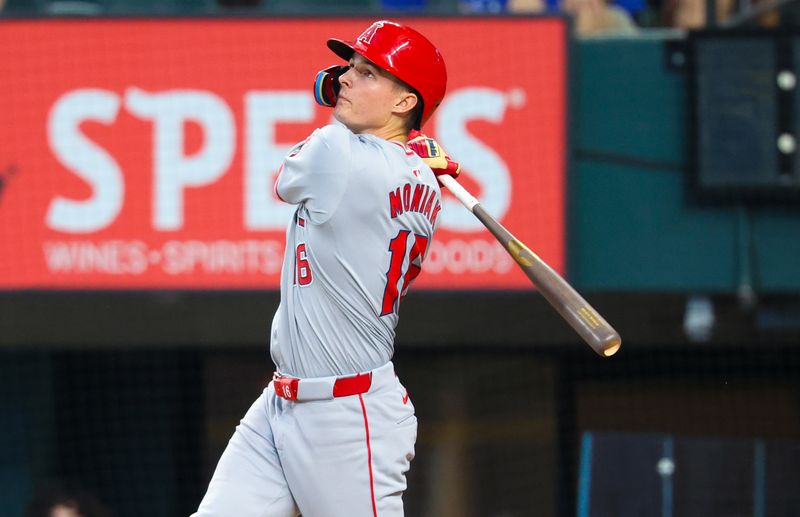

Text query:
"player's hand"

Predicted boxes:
[[407, 130, 461, 185], [313, 65, 348, 108]]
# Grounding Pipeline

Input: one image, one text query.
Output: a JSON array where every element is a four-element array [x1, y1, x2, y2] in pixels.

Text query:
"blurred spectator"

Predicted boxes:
[[507, 0, 547, 12], [562, 0, 639, 36], [660, 0, 734, 27], [25, 482, 111, 517], [508, 0, 640, 32]]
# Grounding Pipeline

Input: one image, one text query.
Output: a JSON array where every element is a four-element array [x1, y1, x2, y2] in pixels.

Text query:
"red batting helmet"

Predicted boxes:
[[327, 20, 447, 129]]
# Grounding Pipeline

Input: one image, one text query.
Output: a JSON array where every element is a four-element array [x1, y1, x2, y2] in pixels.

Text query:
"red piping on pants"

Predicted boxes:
[[359, 393, 378, 517]]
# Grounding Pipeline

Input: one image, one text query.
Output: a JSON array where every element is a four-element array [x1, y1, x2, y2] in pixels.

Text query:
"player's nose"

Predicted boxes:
[[338, 67, 353, 89]]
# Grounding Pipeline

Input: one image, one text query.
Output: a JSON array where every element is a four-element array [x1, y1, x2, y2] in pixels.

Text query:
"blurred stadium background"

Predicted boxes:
[[2, 1, 800, 517]]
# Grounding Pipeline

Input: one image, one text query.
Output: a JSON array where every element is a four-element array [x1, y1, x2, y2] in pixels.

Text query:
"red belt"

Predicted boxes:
[[273, 371, 373, 401]]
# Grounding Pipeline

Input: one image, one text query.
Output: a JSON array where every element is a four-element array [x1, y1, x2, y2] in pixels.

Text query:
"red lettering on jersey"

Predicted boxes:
[[380, 230, 409, 315], [400, 234, 429, 304], [389, 182, 441, 223], [380, 230, 429, 316], [402, 183, 412, 211], [389, 187, 403, 218], [409, 184, 425, 212], [419, 187, 431, 214], [295, 243, 312, 286], [430, 201, 442, 226], [422, 191, 435, 219]]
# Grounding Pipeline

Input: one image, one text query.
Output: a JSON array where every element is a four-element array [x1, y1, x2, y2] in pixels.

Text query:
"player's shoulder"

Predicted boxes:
[[292, 124, 357, 163], [317, 122, 351, 139], [315, 123, 360, 147]]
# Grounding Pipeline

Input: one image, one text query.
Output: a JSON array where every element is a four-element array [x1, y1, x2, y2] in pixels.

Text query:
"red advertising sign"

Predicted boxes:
[[0, 18, 566, 290]]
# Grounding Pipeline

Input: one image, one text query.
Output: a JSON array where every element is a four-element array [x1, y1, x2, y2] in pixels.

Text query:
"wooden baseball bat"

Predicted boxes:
[[438, 175, 621, 357]]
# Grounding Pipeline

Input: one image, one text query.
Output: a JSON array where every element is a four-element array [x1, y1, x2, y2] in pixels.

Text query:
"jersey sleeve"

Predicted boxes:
[[275, 124, 353, 224]]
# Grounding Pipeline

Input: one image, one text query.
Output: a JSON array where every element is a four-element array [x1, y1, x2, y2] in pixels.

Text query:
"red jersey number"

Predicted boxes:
[[295, 243, 312, 286], [381, 230, 430, 316]]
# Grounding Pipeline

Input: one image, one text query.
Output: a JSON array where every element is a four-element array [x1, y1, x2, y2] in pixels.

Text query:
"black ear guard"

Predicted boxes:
[[313, 65, 348, 107]]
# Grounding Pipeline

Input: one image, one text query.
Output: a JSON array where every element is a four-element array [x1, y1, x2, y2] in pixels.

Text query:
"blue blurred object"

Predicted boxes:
[[613, 0, 645, 14], [381, 0, 427, 11], [544, 0, 644, 14], [459, 0, 507, 13]]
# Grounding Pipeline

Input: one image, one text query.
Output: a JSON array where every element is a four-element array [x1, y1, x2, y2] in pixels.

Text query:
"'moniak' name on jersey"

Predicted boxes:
[[388, 181, 442, 227], [270, 123, 441, 379]]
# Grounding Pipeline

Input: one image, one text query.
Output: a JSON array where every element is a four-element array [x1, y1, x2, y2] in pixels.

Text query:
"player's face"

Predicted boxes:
[[334, 54, 415, 135]]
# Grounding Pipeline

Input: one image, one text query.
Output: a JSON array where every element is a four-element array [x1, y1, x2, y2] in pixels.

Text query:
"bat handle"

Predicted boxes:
[[438, 174, 478, 211]]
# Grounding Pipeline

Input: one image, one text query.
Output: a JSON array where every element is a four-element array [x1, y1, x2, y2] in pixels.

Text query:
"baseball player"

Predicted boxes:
[[192, 20, 460, 517]]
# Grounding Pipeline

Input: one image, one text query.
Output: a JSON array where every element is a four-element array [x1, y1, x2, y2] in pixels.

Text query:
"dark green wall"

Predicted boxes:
[[570, 38, 800, 293]]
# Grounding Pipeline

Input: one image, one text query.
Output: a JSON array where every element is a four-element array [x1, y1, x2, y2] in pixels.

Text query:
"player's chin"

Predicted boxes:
[[333, 109, 357, 131], [333, 103, 346, 118]]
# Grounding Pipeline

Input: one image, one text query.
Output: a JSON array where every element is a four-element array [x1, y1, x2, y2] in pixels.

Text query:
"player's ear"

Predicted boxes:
[[392, 90, 419, 117]]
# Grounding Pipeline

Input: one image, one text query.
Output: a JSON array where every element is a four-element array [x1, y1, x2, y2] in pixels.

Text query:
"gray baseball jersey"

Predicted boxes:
[[270, 123, 442, 379]]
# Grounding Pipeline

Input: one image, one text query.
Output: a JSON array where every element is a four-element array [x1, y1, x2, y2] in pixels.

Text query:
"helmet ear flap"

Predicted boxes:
[[313, 65, 348, 107]]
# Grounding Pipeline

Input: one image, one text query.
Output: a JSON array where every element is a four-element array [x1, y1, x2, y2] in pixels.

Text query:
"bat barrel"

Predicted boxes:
[[441, 179, 622, 358], [540, 283, 622, 357], [510, 236, 622, 358]]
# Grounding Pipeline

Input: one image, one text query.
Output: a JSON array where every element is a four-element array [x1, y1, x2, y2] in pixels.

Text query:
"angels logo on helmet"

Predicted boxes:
[[357, 20, 385, 46]]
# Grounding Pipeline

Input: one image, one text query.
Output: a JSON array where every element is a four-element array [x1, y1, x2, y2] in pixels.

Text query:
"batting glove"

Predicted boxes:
[[407, 129, 461, 184], [313, 65, 348, 108]]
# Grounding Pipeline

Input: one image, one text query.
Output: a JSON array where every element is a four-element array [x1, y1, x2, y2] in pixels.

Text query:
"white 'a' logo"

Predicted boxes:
[[358, 21, 385, 46]]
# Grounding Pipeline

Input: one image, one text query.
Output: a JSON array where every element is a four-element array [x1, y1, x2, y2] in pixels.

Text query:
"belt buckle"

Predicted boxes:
[[273, 372, 299, 401]]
